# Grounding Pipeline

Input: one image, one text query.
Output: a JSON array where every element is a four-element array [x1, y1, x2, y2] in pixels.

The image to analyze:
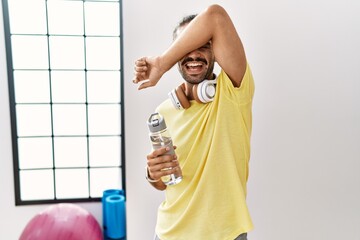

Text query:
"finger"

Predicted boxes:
[[133, 70, 150, 84], [132, 77, 139, 84], [135, 58, 147, 67], [133, 66, 148, 83], [173, 164, 182, 176], [147, 147, 169, 160], [147, 148, 176, 163], [134, 65, 147, 72], [149, 169, 167, 181], [133, 71, 147, 82], [135, 57, 147, 66], [149, 159, 179, 172], [138, 81, 154, 90], [132, 77, 141, 84], [149, 161, 180, 179]]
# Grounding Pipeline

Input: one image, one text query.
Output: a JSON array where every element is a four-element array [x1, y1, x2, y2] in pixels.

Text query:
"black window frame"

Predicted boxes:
[[1, 0, 126, 205]]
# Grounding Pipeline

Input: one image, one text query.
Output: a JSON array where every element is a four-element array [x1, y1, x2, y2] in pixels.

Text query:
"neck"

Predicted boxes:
[[184, 82, 195, 100], [208, 73, 216, 80]]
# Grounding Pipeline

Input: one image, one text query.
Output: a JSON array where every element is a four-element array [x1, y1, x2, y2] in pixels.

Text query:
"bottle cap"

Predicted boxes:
[[147, 112, 167, 133]]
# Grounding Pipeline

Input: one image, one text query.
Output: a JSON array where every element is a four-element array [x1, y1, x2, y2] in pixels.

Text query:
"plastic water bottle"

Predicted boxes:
[[147, 112, 182, 185]]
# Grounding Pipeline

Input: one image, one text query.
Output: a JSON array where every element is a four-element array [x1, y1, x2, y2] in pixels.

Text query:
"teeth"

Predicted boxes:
[[186, 62, 202, 67]]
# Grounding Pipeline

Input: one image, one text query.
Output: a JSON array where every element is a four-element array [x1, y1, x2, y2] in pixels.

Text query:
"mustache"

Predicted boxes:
[[181, 57, 207, 66]]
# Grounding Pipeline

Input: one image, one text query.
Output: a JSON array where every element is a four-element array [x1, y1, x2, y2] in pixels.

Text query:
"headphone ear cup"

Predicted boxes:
[[176, 83, 191, 109], [192, 84, 202, 103], [194, 80, 216, 103], [168, 83, 191, 109]]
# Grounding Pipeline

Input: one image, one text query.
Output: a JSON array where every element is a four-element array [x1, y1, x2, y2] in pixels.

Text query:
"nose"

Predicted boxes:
[[186, 49, 202, 59]]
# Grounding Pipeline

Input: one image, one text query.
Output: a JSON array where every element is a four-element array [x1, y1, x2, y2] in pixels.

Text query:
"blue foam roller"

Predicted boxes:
[[102, 189, 124, 237], [105, 195, 126, 239]]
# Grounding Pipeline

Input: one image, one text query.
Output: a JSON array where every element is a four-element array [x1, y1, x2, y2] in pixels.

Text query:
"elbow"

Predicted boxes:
[[204, 4, 229, 26], [205, 4, 228, 18]]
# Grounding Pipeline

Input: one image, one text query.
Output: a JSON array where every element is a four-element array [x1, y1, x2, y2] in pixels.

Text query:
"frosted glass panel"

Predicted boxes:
[[55, 169, 89, 199], [87, 71, 120, 103], [11, 35, 48, 69], [89, 136, 120, 167], [18, 137, 53, 169], [86, 37, 120, 70], [5, 0, 124, 203], [20, 170, 54, 200], [14, 70, 50, 103], [90, 168, 121, 198], [51, 71, 86, 103], [84, 2, 119, 36], [8, 0, 47, 34], [52, 104, 87, 135], [16, 104, 52, 136], [54, 137, 88, 168], [49, 36, 85, 69], [47, 0, 83, 35], [88, 104, 120, 135]]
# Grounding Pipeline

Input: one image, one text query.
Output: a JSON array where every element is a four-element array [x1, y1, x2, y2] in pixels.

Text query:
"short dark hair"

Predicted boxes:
[[173, 14, 198, 39]]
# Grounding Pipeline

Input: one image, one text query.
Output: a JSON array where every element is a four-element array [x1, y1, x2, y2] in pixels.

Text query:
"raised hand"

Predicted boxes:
[[132, 56, 165, 90]]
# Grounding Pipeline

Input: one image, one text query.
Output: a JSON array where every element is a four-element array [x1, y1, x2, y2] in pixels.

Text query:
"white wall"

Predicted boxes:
[[1, 0, 359, 239]]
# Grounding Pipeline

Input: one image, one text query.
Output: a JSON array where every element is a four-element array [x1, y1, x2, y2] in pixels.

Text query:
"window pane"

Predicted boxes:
[[20, 170, 54, 201], [87, 71, 120, 103], [51, 71, 86, 103], [84, 2, 119, 36], [88, 104, 120, 135], [89, 136, 120, 167], [54, 137, 88, 168], [4, 0, 124, 204], [18, 137, 53, 169], [49, 36, 85, 69], [8, 0, 47, 34], [86, 37, 120, 70], [16, 104, 52, 137], [14, 70, 50, 103], [47, 0, 84, 35], [11, 35, 49, 69], [52, 104, 87, 136], [90, 168, 121, 198], [55, 169, 89, 199]]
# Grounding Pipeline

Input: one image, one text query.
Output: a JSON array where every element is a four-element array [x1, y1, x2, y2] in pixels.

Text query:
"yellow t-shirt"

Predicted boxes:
[[155, 64, 255, 240]]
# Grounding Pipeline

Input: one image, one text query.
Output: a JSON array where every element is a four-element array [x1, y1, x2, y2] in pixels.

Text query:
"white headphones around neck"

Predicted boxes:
[[168, 79, 217, 110]]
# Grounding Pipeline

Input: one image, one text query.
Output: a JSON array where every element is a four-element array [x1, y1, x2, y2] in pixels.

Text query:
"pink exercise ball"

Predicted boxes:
[[19, 203, 103, 240]]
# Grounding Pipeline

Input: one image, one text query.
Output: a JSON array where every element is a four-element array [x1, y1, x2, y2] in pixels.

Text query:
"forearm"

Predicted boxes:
[[159, 4, 246, 86], [159, 4, 222, 73], [133, 4, 245, 89]]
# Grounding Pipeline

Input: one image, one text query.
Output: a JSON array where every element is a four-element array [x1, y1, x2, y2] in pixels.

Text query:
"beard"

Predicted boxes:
[[178, 57, 215, 84]]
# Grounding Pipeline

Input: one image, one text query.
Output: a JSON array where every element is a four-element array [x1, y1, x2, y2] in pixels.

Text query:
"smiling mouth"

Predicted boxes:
[[185, 62, 203, 69], [182, 62, 204, 75], [180, 56, 208, 77]]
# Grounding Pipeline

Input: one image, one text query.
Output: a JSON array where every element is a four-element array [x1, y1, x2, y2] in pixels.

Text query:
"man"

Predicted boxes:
[[133, 4, 254, 240]]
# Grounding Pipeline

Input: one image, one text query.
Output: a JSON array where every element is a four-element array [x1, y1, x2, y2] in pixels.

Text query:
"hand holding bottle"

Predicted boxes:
[[146, 146, 182, 185], [147, 113, 183, 185]]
